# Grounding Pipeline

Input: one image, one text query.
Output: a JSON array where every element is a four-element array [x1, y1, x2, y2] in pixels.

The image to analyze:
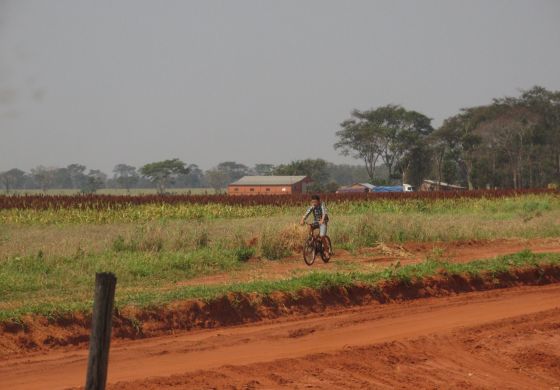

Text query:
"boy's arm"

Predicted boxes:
[[300, 207, 312, 225], [320, 203, 327, 224]]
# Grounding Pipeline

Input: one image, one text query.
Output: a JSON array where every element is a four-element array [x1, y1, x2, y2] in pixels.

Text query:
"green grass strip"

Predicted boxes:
[[1, 250, 559, 322]]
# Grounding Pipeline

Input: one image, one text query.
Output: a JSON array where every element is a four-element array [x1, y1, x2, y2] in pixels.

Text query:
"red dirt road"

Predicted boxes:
[[1, 284, 559, 389]]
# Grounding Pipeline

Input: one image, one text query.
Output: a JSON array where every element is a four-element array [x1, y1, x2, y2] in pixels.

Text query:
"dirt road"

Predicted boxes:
[[1, 283, 559, 389]]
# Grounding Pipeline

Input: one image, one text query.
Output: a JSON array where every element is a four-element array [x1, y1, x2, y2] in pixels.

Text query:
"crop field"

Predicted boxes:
[[1, 190, 560, 316], [1, 190, 560, 389]]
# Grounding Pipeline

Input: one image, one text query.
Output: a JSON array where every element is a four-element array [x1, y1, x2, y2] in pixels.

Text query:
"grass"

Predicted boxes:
[[1, 250, 558, 321], [120, 250, 560, 305], [2, 206, 560, 260], [0, 247, 245, 313]]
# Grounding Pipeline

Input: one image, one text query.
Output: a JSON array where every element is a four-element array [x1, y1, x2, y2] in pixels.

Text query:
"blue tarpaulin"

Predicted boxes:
[[371, 186, 404, 192]]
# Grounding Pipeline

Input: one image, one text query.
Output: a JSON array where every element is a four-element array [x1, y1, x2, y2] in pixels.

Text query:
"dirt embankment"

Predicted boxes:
[[2, 264, 560, 358]]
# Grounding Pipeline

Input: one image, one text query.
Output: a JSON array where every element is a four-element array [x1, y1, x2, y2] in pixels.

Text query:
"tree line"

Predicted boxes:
[[0, 159, 373, 194], [2, 85, 558, 193], [335, 86, 560, 189]]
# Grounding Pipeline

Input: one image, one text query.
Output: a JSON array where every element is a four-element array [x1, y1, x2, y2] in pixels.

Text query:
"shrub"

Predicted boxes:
[[132, 225, 164, 252], [260, 229, 292, 260], [112, 235, 133, 252], [139, 235, 164, 252], [234, 246, 255, 262], [194, 229, 209, 249]]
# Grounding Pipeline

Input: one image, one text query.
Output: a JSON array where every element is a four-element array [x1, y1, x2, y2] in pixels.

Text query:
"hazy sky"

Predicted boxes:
[[1, 0, 559, 173]]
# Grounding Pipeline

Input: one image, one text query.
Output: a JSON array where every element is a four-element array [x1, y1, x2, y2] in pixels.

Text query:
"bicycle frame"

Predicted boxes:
[[303, 223, 331, 266]]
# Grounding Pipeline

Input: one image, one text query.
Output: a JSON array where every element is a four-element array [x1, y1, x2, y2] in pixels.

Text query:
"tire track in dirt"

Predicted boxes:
[[1, 283, 559, 390]]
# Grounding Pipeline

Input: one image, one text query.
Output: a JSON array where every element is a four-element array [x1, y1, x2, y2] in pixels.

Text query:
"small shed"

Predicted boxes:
[[420, 179, 466, 191], [228, 176, 312, 195]]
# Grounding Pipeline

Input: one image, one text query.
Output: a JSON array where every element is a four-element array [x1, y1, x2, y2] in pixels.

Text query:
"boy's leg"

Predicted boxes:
[[319, 223, 330, 254]]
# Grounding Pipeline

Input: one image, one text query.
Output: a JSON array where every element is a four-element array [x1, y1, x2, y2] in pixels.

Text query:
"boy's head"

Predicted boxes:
[[311, 194, 320, 207]]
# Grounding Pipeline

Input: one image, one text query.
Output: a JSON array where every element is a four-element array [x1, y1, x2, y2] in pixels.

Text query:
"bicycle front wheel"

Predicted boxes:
[[320, 236, 332, 263], [303, 238, 316, 266]]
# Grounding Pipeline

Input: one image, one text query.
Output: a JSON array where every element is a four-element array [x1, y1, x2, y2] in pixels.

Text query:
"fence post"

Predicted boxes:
[[85, 272, 117, 390]]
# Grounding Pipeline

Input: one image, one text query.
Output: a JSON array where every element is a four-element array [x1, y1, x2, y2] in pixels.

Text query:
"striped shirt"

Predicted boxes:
[[303, 202, 328, 223]]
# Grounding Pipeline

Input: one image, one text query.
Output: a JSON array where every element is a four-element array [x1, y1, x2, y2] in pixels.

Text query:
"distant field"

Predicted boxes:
[[8, 188, 220, 195]]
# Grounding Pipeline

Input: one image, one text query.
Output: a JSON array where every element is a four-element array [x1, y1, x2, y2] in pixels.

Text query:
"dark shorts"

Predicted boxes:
[[310, 222, 328, 237]]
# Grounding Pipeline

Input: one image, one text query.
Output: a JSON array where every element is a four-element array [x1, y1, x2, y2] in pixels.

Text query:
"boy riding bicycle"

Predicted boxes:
[[300, 194, 332, 255]]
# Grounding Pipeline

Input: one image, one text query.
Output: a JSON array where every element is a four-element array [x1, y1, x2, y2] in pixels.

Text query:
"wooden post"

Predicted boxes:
[[85, 272, 117, 390]]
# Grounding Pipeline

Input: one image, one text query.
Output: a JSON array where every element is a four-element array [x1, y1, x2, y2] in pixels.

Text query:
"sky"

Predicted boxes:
[[1, 0, 559, 174]]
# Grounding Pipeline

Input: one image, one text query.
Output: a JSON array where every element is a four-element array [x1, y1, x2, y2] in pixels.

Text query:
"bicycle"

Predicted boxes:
[[303, 223, 333, 266]]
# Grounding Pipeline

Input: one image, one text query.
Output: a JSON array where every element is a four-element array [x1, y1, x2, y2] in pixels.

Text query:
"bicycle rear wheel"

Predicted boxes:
[[303, 238, 316, 266]]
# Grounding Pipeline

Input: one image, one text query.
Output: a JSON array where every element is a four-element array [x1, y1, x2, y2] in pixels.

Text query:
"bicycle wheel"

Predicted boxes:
[[303, 238, 316, 266], [320, 236, 332, 263]]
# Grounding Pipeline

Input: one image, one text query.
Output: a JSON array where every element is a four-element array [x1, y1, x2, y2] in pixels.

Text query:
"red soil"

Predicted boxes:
[[1, 284, 559, 389]]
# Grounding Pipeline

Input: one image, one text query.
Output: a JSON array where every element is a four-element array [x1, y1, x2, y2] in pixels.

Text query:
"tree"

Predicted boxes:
[[140, 158, 190, 194], [112, 164, 139, 192], [372, 105, 432, 180], [177, 164, 204, 188], [431, 86, 560, 189], [81, 169, 107, 193], [31, 166, 57, 192], [215, 161, 249, 182], [398, 140, 433, 187], [327, 163, 371, 186], [335, 110, 384, 182], [324, 182, 340, 193], [433, 108, 485, 189], [335, 105, 432, 183], [51, 168, 72, 189], [253, 164, 275, 176], [427, 134, 448, 187], [201, 162, 249, 190], [0, 168, 26, 193], [205, 169, 230, 192], [474, 103, 539, 189], [66, 164, 88, 189], [509, 86, 560, 185], [392, 110, 433, 182], [274, 159, 330, 186]]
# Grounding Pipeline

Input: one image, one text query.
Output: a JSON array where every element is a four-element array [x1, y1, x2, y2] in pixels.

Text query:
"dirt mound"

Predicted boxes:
[[2, 264, 560, 357]]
